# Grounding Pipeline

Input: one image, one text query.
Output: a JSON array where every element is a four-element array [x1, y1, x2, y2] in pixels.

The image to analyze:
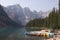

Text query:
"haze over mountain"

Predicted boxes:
[[4, 4, 50, 25]]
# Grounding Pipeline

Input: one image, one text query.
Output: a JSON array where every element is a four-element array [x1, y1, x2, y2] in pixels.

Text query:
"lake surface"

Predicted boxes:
[[0, 27, 27, 40], [0, 27, 46, 40]]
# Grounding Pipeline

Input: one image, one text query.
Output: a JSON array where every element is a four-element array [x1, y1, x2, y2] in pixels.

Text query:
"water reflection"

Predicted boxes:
[[0, 27, 26, 40]]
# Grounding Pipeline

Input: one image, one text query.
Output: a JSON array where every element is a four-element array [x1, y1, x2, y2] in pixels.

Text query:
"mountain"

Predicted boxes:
[[0, 4, 23, 27], [4, 4, 26, 25], [4, 4, 50, 25], [39, 11, 51, 18], [32, 10, 41, 18], [23, 7, 33, 19], [23, 7, 40, 19]]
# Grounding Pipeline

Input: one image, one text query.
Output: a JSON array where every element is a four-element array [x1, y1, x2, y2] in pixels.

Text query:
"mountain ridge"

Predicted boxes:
[[0, 4, 24, 27], [4, 4, 50, 25]]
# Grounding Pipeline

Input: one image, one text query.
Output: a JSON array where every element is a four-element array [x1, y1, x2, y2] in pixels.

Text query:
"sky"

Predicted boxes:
[[0, 0, 58, 12]]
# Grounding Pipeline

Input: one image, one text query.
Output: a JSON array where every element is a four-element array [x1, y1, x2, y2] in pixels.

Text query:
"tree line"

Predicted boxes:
[[26, 8, 60, 29]]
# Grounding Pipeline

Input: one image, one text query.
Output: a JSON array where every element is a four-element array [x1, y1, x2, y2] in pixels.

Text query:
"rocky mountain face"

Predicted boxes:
[[4, 4, 26, 25], [4, 4, 50, 25], [0, 5, 23, 28]]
